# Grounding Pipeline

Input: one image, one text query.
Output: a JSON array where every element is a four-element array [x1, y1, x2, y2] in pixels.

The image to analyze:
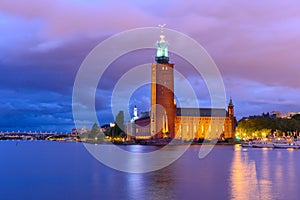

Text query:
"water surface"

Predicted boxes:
[[0, 141, 299, 200]]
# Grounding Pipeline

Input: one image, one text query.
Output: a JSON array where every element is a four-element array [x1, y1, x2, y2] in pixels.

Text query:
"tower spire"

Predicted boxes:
[[229, 96, 233, 106], [228, 96, 234, 117]]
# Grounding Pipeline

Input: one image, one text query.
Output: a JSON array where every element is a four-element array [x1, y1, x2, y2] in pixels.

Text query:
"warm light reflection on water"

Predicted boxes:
[[230, 146, 300, 200], [230, 146, 260, 200]]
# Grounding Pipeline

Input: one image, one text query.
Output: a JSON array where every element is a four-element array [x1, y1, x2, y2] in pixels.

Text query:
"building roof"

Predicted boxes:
[[176, 108, 228, 117], [135, 117, 150, 126]]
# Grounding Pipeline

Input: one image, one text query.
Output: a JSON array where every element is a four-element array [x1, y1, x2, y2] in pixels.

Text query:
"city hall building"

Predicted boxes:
[[126, 32, 236, 141]]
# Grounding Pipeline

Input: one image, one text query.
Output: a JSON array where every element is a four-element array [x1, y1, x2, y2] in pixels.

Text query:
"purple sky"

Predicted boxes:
[[1, 0, 300, 132]]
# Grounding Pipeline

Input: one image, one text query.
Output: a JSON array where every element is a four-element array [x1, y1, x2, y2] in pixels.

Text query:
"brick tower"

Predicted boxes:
[[227, 97, 236, 139], [150, 32, 175, 139]]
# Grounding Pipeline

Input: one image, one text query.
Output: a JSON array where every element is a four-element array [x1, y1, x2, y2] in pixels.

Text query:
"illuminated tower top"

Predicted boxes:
[[155, 32, 169, 64]]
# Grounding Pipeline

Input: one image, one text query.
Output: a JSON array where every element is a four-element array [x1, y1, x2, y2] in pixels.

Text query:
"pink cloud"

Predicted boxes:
[[0, 0, 159, 38]]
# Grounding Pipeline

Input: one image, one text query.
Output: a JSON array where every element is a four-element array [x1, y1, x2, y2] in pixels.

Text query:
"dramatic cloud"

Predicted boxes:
[[0, 0, 300, 131]]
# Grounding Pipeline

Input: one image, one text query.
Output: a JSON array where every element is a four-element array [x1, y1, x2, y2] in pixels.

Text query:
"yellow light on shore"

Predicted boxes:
[[110, 123, 115, 127]]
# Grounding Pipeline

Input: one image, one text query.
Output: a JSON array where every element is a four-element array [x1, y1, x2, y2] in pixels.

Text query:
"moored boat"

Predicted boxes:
[[252, 141, 274, 148], [240, 138, 300, 149], [273, 142, 300, 149]]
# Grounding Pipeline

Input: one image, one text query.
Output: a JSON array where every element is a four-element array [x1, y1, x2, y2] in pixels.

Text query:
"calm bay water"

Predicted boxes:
[[0, 141, 299, 200]]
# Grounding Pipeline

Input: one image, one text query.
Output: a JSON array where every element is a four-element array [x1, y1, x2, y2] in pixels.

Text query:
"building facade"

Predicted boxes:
[[127, 32, 236, 141]]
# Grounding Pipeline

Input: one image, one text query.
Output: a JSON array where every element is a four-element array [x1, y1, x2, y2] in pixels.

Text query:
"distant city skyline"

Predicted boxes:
[[1, 0, 300, 132]]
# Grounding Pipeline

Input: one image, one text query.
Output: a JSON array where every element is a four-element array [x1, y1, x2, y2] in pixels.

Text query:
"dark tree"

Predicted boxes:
[[237, 117, 300, 137], [292, 114, 300, 121], [113, 111, 125, 138], [91, 123, 100, 135]]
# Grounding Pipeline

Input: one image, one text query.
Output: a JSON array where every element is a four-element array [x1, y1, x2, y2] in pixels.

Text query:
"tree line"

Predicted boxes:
[[237, 114, 300, 138]]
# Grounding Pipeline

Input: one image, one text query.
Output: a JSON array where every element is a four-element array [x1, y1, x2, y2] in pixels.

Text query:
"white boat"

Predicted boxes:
[[252, 141, 274, 148], [273, 142, 300, 149], [241, 138, 300, 149]]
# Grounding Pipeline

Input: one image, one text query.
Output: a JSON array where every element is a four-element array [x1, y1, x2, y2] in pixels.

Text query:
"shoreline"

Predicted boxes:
[[0, 139, 238, 146]]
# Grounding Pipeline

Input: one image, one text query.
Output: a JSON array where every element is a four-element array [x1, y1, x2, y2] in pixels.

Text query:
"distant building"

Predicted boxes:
[[126, 32, 236, 141], [270, 111, 282, 118], [245, 111, 300, 120], [77, 126, 88, 134], [281, 112, 300, 119]]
